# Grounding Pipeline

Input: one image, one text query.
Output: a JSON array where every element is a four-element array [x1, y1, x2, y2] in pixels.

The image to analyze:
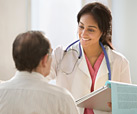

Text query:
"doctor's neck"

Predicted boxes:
[[83, 43, 102, 58]]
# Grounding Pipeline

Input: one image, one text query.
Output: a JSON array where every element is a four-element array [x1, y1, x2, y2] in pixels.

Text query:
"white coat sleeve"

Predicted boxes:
[[119, 57, 131, 83], [46, 46, 64, 81]]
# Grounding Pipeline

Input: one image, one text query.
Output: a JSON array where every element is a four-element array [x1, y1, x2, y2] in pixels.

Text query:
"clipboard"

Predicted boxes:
[[75, 82, 111, 112]]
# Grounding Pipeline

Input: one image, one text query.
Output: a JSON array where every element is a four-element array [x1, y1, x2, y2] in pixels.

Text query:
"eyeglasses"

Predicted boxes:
[[48, 48, 53, 56], [47, 49, 53, 60], [60, 49, 80, 75]]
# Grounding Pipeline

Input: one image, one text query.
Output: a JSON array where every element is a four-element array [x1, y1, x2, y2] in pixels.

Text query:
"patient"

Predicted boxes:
[[0, 31, 79, 114]]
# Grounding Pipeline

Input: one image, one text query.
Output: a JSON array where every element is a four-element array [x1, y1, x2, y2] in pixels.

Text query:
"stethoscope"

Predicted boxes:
[[65, 40, 111, 80]]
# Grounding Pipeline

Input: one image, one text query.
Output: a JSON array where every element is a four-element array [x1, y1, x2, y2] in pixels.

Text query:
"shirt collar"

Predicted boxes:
[[15, 71, 45, 80]]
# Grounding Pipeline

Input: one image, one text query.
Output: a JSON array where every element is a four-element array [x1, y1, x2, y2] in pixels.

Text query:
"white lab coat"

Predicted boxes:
[[47, 43, 131, 114]]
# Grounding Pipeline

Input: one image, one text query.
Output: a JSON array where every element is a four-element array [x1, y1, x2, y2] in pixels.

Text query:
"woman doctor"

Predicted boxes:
[[47, 2, 131, 114]]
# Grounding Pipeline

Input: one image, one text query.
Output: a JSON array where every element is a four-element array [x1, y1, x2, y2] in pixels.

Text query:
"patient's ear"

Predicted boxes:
[[41, 54, 48, 67]]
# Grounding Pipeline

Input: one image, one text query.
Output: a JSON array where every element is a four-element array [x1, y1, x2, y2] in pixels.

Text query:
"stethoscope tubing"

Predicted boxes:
[[99, 42, 111, 80], [65, 40, 79, 52], [65, 40, 82, 59], [65, 40, 111, 80]]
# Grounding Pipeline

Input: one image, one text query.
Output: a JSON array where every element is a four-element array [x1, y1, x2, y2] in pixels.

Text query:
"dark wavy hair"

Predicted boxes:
[[77, 2, 113, 49], [12, 31, 50, 72]]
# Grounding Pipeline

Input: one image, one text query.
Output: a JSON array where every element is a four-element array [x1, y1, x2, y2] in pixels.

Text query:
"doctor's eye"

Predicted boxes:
[[88, 29, 95, 32], [78, 25, 84, 29]]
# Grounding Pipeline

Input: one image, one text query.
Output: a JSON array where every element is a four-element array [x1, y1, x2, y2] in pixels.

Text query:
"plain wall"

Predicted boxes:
[[0, 0, 31, 80], [31, 0, 82, 49], [112, 0, 137, 84]]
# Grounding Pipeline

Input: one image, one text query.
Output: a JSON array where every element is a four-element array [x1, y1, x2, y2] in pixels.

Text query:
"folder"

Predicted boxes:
[[75, 82, 111, 112]]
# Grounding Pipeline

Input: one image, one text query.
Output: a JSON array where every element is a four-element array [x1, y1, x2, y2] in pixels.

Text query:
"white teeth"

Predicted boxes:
[[82, 38, 91, 41]]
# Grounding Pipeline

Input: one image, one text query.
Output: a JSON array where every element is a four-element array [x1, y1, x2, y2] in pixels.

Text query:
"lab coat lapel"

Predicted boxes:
[[96, 46, 113, 79], [78, 56, 90, 77], [72, 43, 91, 78], [96, 57, 109, 79], [94, 46, 113, 90], [78, 46, 91, 78]]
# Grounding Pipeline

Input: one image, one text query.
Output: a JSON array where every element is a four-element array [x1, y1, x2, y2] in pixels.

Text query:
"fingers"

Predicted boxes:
[[107, 102, 112, 109]]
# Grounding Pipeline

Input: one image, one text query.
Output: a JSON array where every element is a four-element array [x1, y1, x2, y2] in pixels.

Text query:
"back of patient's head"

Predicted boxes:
[[12, 31, 50, 72]]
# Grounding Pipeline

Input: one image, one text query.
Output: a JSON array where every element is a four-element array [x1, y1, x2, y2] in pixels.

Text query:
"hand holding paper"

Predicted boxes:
[[76, 81, 137, 114]]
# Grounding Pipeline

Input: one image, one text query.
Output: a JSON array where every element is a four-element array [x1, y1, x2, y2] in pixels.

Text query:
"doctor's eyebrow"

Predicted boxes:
[[79, 22, 97, 29]]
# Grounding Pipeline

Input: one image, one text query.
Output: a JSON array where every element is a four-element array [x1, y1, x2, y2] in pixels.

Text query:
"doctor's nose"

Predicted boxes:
[[81, 29, 88, 37]]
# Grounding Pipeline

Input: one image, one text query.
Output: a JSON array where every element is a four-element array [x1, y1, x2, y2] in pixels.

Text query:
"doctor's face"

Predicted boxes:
[[78, 14, 102, 48]]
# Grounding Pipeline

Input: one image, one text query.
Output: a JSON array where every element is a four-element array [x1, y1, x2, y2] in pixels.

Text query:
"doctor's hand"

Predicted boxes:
[[107, 102, 112, 110]]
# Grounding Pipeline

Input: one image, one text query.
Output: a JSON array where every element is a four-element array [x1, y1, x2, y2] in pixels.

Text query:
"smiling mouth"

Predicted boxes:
[[82, 38, 91, 41]]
